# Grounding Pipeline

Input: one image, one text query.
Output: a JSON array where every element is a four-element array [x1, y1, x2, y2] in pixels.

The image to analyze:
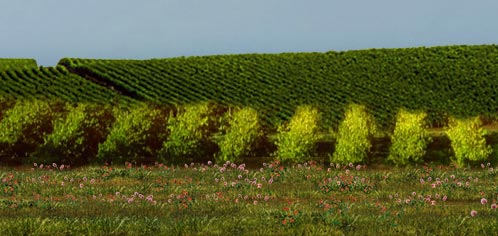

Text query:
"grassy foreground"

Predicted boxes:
[[1, 161, 498, 235]]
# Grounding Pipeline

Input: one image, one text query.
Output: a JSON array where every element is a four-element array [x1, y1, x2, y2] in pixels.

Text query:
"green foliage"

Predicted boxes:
[[0, 58, 37, 71], [274, 106, 321, 163], [0, 66, 135, 105], [63, 45, 498, 128], [159, 102, 225, 164], [97, 103, 169, 164], [216, 107, 263, 163], [0, 100, 64, 163], [34, 103, 116, 165], [332, 104, 375, 164], [388, 110, 432, 165], [446, 116, 492, 167]]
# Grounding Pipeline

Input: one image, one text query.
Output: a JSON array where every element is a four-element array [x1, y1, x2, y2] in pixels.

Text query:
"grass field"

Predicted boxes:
[[1, 161, 498, 235]]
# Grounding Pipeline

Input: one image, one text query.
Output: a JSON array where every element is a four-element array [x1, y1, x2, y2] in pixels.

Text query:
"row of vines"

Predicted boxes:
[[0, 66, 135, 105], [0, 99, 495, 167], [60, 45, 498, 129], [0, 58, 37, 71]]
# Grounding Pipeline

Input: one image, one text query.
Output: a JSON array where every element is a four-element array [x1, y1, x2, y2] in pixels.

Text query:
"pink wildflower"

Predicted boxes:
[[491, 203, 497, 209], [470, 210, 477, 217], [481, 198, 488, 205]]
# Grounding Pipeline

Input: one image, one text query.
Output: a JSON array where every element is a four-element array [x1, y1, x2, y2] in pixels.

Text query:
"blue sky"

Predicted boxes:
[[1, 0, 497, 66]]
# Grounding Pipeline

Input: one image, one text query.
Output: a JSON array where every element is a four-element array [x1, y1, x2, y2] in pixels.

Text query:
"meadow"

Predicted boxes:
[[1, 160, 498, 235]]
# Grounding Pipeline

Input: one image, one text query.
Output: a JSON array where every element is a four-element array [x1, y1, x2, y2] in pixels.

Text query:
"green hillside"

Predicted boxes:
[[59, 45, 498, 128], [0, 58, 37, 71], [0, 66, 135, 105]]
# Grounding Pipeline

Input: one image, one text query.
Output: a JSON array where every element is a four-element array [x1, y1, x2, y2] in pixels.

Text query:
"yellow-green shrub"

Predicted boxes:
[[332, 104, 375, 164], [97, 103, 169, 164], [159, 102, 225, 164], [274, 106, 321, 163], [446, 116, 491, 167], [34, 103, 115, 165], [388, 110, 432, 165], [0, 100, 64, 163], [216, 107, 263, 163]]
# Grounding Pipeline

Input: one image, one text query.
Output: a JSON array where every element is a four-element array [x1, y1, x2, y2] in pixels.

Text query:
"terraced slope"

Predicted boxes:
[[0, 66, 135, 105], [0, 58, 37, 71], [59, 45, 498, 128]]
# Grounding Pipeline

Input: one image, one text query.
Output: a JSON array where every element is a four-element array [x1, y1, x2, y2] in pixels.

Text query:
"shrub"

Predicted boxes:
[[332, 104, 375, 164], [446, 116, 491, 167], [387, 109, 432, 165], [97, 103, 169, 164], [0, 100, 64, 163], [274, 106, 321, 163], [216, 107, 263, 163], [159, 102, 226, 164], [33, 103, 116, 165]]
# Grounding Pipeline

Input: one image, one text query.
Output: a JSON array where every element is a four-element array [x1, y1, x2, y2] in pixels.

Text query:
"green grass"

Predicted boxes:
[[1, 161, 498, 235]]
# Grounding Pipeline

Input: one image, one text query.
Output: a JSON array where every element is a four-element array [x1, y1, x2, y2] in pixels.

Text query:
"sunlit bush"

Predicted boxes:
[[97, 103, 169, 164], [332, 104, 375, 164], [0, 99, 64, 163], [274, 106, 321, 163], [388, 109, 432, 165], [34, 103, 116, 164], [216, 107, 263, 163], [159, 102, 225, 164], [446, 116, 491, 167]]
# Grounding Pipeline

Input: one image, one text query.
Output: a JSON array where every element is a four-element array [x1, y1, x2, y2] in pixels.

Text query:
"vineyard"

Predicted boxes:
[[1, 45, 498, 165], [0, 59, 37, 71], [2, 45, 498, 235], [0, 66, 135, 105], [59, 45, 498, 128]]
